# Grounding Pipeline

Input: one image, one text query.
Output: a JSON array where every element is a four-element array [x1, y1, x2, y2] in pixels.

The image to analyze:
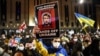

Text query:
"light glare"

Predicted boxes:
[[79, 0, 84, 4]]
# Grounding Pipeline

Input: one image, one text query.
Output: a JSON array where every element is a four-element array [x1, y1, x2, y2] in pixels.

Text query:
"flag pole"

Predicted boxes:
[[80, 24, 88, 34], [83, 28, 87, 34], [82, 24, 88, 34]]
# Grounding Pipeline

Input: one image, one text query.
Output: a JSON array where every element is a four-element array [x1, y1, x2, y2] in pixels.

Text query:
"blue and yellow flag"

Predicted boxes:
[[74, 13, 95, 29]]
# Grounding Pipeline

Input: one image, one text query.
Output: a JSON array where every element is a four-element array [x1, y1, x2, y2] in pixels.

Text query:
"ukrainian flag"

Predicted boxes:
[[74, 13, 95, 28]]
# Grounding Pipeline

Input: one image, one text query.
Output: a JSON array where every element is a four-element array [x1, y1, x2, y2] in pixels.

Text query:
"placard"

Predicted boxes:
[[35, 1, 60, 38]]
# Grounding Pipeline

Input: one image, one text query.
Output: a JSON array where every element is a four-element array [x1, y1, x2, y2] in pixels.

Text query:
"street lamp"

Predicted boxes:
[[79, 0, 84, 4]]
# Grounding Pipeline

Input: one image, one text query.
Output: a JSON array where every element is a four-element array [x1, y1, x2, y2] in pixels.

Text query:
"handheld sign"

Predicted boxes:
[[35, 1, 60, 38]]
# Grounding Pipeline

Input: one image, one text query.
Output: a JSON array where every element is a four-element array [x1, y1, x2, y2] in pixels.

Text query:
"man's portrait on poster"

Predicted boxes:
[[42, 12, 52, 28]]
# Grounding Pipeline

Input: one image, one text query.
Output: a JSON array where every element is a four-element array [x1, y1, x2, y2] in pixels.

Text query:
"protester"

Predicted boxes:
[[83, 38, 100, 56], [32, 26, 69, 56]]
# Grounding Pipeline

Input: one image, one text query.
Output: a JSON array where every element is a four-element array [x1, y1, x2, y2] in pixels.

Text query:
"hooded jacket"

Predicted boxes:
[[35, 39, 68, 56], [47, 45, 68, 56]]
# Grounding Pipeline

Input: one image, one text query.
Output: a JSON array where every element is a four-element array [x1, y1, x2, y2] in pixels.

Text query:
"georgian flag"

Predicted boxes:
[[19, 21, 27, 32]]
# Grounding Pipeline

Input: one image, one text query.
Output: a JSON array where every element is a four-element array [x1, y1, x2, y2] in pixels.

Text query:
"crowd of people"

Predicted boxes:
[[0, 27, 100, 56]]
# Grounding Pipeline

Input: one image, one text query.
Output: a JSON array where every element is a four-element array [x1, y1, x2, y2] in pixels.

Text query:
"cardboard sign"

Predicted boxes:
[[35, 1, 60, 38]]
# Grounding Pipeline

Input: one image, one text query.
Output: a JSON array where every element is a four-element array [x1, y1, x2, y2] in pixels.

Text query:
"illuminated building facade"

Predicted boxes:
[[0, 0, 100, 30]]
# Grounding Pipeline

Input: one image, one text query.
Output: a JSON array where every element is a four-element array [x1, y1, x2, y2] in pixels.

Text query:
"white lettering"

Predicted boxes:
[[39, 33, 56, 37], [37, 4, 55, 10]]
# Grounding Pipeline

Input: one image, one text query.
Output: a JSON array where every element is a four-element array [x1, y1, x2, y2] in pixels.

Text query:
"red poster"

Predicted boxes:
[[35, 1, 60, 38], [38, 8, 56, 30]]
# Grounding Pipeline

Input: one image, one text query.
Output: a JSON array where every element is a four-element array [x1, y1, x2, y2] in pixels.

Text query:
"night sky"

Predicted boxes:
[[93, 0, 100, 4]]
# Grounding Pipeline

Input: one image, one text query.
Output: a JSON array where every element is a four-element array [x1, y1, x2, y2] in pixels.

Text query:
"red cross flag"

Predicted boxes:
[[19, 21, 27, 32]]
